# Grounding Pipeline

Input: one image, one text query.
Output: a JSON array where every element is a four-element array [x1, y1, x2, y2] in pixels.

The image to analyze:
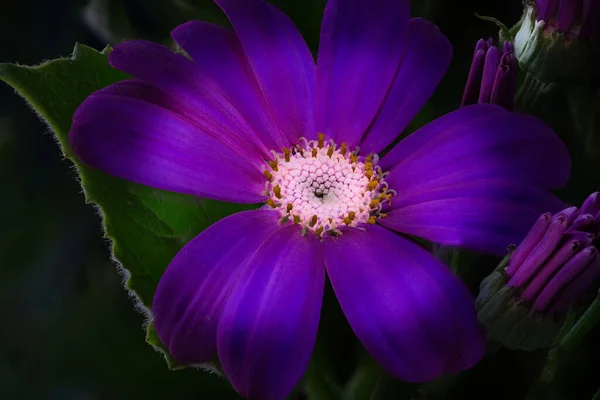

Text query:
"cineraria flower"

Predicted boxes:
[[478, 193, 600, 350], [69, 0, 570, 398], [461, 39, 517, 110]]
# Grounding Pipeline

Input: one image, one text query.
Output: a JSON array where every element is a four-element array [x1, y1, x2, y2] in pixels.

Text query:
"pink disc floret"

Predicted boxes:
[[263, 134, 394, 237]]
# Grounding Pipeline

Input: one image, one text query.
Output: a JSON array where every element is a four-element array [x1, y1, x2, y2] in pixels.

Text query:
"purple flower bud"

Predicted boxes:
[[507, 192, 600, 313], [461, 38, 518, 110], [513, 1, 600, 86], [534, 0, 599, 39], [477, 192, 600, 350]]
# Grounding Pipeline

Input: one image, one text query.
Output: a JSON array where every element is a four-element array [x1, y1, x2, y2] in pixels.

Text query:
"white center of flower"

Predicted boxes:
[[263, 134, 394, 237]]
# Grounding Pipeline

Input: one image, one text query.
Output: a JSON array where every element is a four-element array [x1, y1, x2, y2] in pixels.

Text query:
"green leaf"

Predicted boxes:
[[0, 43, 252, 364]]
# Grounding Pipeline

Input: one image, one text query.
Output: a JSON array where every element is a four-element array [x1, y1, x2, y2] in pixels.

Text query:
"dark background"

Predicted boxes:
[[1, 1, 577, 399]]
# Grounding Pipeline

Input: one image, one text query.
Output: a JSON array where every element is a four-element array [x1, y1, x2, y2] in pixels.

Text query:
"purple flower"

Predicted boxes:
[[535, 0, 600, 39], [461, 39, 518, 110], [69, 0, 570, 398], [506, 192, 600, 313]]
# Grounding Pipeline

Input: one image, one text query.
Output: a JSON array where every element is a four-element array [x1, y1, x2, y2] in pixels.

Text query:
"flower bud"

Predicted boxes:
[[512, 0, 600, 86], [461, 39, 518, 110], [477, 192, 600, 350]]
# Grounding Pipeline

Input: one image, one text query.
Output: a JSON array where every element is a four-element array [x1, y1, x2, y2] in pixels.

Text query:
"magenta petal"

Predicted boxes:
[[215, 0, 316, 143], [152, 210, 280, 364], [217, 225, 325, 400], [381, 104, 571, 189], [323, 225, 485, 382], [171, 21, 290, 151], [316, 0, 409, 148], [380, 180, 564, 255], [359, 18, 452, 155], [70, 90, 265, 203], [108, 40, 274, 158]]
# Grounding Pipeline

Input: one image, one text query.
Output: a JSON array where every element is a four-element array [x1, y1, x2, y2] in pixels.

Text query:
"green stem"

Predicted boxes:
[[525, 292, 600, 399]]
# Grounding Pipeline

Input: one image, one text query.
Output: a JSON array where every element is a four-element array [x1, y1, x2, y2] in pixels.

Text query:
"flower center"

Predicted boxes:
[[263, 134, 394, 237]]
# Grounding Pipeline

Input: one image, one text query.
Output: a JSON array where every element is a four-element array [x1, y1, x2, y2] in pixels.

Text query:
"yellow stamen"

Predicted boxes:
[[312, 148, 318, 158], [340, 143, 348, 155], [283, 148, 291, 162], [367, 216, 377, 224], [343, 211, 356, 225], [273, 185, 282, 199], [315, 226, 324, 236], [367, 180, 379, 191], [369, 199, 380, 208], [318, 133, 325, 148], [350, 154, 358, 164], [327, 145, 334, 158], [380, 193, 393, 203], [269, 160, 278, 171], [293, 215, 301, 224], [266, 198, 276, 208], [286, 203, 293, 212], [263, 170, 273, 181], [309, 215, 318, 227]]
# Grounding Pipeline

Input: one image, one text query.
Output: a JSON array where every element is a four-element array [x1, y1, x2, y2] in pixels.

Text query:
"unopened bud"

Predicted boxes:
[[477, 192, 600, 350], [512, 0, 600, 86], [462, 38, 518, 110]]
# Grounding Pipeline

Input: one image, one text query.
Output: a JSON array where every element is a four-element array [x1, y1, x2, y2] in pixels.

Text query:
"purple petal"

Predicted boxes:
[[556, 0, 581, 34], [536, 0, 559, 22], [215, 0, 316, 143], [379, 180, 565, 256], [533, 246, 599, 311], [568, 214, 595, 233], [93, 79, 268, 164], [477, 46, 500, 104], [489, 53, 517, 111], [505, 213, 552, 277], [508, 210, 575, 287], [217, 225, 325, 400], [152, 210, 280, 364], [359, 18, 452, 155], [70, 89, 265, 203], [580, 192, 600, 215], [380, 104, 571, 190], [549, 254, 600, 312], [315, 0, 410, 149], [324, 225, 485, 382], [461, 40, 488, 107], [171, 21, 292, 151], [108, 40, 274, 159], [519, 235, 591, 302]]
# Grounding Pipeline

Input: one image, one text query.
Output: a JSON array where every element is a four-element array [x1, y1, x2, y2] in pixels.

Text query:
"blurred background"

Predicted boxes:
[[2, 0, 585, 399]]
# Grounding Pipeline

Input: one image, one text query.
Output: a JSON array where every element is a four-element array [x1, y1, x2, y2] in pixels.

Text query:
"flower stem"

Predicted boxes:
[[525, 291, 600, 399]]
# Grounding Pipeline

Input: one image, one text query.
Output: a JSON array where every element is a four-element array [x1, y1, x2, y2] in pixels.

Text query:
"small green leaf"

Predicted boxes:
[[0, 43, 252, 364]]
